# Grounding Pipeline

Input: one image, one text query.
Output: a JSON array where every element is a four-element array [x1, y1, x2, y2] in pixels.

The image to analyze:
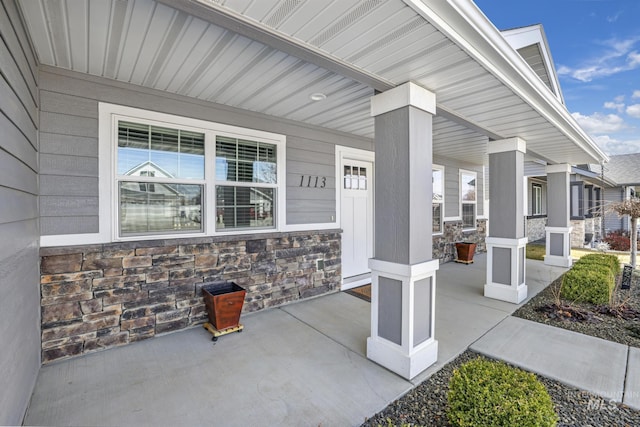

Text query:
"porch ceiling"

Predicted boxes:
[[19, 0, 606, 165]]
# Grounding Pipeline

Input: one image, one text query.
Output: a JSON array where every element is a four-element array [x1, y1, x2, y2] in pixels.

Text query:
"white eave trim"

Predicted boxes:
[[401, 0, 609, 164]]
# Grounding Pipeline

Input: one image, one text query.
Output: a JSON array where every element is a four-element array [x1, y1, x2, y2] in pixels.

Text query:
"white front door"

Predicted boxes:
[[340, 156, 373, 290]]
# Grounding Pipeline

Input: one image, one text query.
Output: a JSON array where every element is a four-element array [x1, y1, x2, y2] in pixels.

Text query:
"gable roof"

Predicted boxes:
[[501, 24, 564, 105]]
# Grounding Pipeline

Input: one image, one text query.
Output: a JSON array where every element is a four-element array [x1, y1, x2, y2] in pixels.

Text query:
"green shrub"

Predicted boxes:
[[447, 358, 557, 427], [559, 253, 619, 304], [561, 266, 615, 304], [577, 253, 621, 275]]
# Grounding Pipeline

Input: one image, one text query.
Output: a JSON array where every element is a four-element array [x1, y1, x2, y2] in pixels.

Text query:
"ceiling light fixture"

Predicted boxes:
[[310, 92, 327, 101]]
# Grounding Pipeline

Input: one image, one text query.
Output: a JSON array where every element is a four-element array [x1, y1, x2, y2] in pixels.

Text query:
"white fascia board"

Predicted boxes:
[[401, 0, 608, 165]]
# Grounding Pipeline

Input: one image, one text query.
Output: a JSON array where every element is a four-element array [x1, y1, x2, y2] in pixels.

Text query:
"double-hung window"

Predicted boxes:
[[460, 170, 477, 229], [117, 121, 205, 236], [215, 136, 277, 230], [107, 104, 285, 240], [432, 166, 444, 233]]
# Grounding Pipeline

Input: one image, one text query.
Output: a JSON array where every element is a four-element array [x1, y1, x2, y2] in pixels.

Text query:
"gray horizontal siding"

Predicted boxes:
[[40, 216, 100, 235], [39, 132, 98, 157], [38, 67, 372, 234], [0, 1, 41, 424], [40, 175, 98, 197], [286, 136, 338, 224], [524, 161, 547, 177]]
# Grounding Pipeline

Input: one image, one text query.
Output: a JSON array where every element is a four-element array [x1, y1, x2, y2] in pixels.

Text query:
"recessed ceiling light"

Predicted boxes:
[[310, 92, 327, 101]]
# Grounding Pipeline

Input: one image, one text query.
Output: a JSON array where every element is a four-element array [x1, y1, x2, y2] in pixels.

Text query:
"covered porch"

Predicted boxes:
[[24, 256, 567, 426]]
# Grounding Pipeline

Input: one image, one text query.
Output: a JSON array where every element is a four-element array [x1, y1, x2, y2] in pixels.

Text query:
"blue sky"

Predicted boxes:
[[474, 0, 640, 156]]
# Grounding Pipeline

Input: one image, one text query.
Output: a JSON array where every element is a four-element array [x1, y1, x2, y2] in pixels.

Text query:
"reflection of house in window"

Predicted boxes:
[[138, 170, 156, 192]]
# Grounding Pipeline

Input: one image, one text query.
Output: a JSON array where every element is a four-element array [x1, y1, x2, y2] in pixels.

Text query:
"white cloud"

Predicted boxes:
[[626, 104, 640, 118], [614, 95, 625, 103], [633, 90, 640, 99], [557, 37, 640, 82], [604, 101, 625, 113], [593, 135, 640, 156], [607, 12, 621, 23], [572, 112, 625, 134]]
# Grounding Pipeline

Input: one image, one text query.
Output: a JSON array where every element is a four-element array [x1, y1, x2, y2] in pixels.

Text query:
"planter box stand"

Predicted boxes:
[[203, 322, 243, 341]]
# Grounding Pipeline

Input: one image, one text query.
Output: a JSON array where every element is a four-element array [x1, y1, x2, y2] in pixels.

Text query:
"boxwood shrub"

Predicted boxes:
[[560, 253, 619, 305], [447, 358, 557, 427], [577, 253, 621, 275]]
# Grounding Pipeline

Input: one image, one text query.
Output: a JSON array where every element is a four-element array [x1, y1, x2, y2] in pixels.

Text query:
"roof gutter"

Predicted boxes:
[[402, 0, 609, 164]]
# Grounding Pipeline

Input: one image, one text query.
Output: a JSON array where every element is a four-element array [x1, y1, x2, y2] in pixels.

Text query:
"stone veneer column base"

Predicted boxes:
[[484, 237, 528, 304], [367, 258, 439, 379], [544, 226, 573, 268]]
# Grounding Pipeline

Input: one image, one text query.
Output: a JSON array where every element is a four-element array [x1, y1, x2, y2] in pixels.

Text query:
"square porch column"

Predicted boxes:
[[484, 138, 528, 304], [367, 82, 438, 380], [544, 164, 573, 267]]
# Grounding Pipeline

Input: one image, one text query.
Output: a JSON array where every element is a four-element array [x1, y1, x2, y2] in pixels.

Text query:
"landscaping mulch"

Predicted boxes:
[[361, 269, 640, 427], [513, 272, 640, 348], [361, 350, 640, 427]]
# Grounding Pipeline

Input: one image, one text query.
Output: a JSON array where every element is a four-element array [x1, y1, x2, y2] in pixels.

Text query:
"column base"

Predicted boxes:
[[484, 283, 528, 304], [367, 336, 438, 380], [367, 258, 439, 380], [544, 226, 573, 268], [544, 255, 573, 268], [484, 236, 528, 304]]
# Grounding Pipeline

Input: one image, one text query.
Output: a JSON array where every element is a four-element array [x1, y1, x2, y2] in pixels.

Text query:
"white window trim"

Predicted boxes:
[[459, 169, 477, 230], [41, 103, 287, 246], [432, 164, 444, 235], [532, 183, 542, 216]]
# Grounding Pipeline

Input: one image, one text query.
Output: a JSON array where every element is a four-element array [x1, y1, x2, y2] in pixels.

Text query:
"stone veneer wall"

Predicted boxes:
[[571, 219, 585, 248], [526, 217, 547, 242], [39, 230, 341, 363], [433, 219, 487, 263]]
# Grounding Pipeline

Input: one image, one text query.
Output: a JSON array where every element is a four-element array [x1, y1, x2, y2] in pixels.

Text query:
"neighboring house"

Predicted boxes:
[[596, 154, 640, 234], [525, 161, 612, 247], [524, 153, 640, 248], [1, 1, 608, 423]]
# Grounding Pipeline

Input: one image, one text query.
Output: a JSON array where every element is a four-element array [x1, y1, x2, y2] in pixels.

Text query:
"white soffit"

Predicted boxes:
[[18, 0, 606, 165]]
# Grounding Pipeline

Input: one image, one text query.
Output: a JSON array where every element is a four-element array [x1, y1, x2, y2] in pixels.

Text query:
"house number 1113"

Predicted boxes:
[[299, 175, 327, 188]]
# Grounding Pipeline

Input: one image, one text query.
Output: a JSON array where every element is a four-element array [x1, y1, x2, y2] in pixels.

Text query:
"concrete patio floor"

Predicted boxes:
[[24, 255, 568, 426]]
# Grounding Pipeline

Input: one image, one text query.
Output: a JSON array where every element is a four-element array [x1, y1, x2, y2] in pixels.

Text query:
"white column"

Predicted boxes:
[[367, 82, 438, 379]]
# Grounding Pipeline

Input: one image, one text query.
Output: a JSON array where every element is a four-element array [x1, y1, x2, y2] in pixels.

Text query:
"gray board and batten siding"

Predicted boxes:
[[38, 66, 373, 236], [0, 0, 41, 425]]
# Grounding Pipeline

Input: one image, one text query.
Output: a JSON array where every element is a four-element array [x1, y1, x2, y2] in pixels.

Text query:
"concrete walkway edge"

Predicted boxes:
[[470, 316, 637, 408]]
